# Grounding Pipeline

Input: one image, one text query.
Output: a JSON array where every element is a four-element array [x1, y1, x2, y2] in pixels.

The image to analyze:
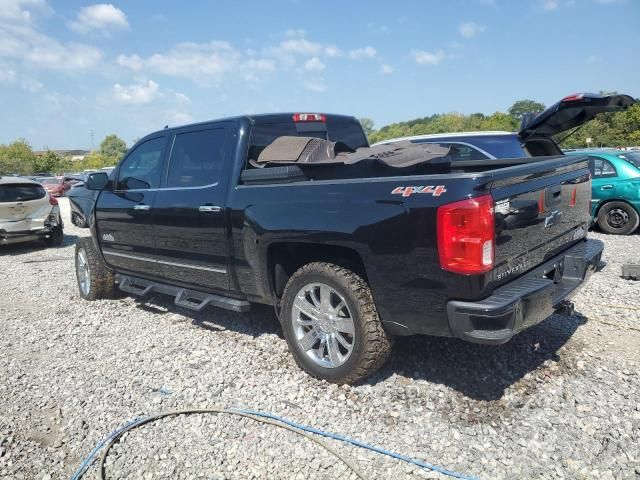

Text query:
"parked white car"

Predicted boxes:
[[0, 176, 64, 247]]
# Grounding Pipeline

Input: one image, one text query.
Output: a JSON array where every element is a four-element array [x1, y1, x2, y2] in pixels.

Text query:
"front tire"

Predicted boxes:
[[75, 237, 117, 300], [281, 262, 392, 384], [597, 201, 639, 235]]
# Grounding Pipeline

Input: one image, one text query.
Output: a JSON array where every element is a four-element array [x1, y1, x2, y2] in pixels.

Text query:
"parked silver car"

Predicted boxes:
[[0, 176, 64, 246]]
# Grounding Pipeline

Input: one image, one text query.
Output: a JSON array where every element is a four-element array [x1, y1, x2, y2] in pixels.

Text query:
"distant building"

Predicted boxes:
[[34, 149, 91, 161]]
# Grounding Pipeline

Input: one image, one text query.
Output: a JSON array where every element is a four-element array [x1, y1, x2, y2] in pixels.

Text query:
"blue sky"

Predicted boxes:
[[0, 0, 638, 149]]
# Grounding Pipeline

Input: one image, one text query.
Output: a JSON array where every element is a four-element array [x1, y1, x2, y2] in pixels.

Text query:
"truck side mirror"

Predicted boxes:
[[86, 172, 109, 191]]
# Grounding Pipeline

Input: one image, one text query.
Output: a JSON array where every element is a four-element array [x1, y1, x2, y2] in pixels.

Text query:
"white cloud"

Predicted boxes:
[[266, 31, 342, 65], [304, 80, 326, 92], [586, 54, 601, 63], [540, 0, 559, 10], [116, 54, 143, 71], [349, 46, 377, 59], [0, 67, 16, 83], [113, 80, 160, 104], [0, 0, 52, 23], [324, 45, 342, 57], [413, 50, 446, 65], [0, 62, 43, 92], [166, 111, 193, 125], [118, 41, 240, 85], [246, 58, 276, 72], [70, 3, 129, 34], [174, 92, 191, 104], [0, 1, 102, 71], [304, 57, 325, 71], [459, 21, 486, 38], [380, 64, 393, 75]]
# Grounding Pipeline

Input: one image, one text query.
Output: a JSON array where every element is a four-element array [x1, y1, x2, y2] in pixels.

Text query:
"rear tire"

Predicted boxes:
[[44, 226, 63, 247], [75, 237, 117, 300], [597, 201, 639, 235], [280, 262, 392, 384]]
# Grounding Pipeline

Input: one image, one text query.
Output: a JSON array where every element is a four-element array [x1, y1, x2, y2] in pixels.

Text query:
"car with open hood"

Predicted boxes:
[[373, 93, 637, 234], [0, 176, 64, 247]]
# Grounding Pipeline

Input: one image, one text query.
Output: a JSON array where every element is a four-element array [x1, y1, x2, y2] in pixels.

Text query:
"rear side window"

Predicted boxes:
[[0, 184, 46, 202], [411, 135, 526, 159], [116, 137, 166, 190], [166, 128, 226, 188], [412, 141, 489, 161], [590, 158, 617, 177], [461, 136, 527, 158], [619, 152, 640, 170]]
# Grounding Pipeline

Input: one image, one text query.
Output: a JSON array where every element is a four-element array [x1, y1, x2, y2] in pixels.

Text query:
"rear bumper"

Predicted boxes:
[[0, 228, 51, 245], [0, 209, 62, 245], [447, 239, 604, 345]]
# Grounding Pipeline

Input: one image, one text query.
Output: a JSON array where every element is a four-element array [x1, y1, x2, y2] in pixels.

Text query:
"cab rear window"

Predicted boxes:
[[248, 118, 368, 162], [0, 184, 46, 202]]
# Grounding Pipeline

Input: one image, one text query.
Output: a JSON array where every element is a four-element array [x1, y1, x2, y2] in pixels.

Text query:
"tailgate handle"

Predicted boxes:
[[546, 185, 562, 205]]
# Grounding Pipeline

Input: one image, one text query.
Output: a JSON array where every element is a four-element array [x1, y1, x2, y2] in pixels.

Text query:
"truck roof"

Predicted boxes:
[[146, 112, 359, 138]]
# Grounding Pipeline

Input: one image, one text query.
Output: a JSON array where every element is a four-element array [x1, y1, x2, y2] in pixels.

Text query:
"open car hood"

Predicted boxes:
[[518, 93, 636, 142]]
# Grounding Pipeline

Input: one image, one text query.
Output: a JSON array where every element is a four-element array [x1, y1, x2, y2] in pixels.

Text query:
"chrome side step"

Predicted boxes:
[[115, 274, 251, 313]]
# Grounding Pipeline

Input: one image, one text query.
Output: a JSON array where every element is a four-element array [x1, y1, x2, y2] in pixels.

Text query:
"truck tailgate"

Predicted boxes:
[[490, 156, 592, 286]]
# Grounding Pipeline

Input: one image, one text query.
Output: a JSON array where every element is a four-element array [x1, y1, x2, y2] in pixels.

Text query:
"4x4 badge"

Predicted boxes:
[[391, 185, 447, 197]]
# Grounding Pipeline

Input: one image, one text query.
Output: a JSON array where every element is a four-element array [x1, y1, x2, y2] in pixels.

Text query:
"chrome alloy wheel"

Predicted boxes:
[[291, 283, 356, 368], [77, 248, 91, 296]]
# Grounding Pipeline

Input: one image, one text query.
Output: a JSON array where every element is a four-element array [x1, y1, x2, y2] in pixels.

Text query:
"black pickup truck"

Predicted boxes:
[[75, 108, 613, 384]]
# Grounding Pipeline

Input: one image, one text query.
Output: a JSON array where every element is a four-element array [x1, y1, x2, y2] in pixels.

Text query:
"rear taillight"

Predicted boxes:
[[437, 194, 494, 274], [49, 196, 58, 206], [292, 113, 326, 122]]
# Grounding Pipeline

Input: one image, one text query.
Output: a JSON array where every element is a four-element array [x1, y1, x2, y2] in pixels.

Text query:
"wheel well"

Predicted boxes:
[[268, 243, 367, 298], [594, 199, 639, 218]]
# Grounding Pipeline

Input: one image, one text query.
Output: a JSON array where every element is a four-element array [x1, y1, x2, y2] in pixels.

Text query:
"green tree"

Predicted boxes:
[[359, 118, 375, 137], [99, 134, 127, 162], [33, 150, 63, 174], [75, 152, 117, 171], [508, 99, 546, 120], [481, 112, 519, 131], [0, 139, 37, 175]]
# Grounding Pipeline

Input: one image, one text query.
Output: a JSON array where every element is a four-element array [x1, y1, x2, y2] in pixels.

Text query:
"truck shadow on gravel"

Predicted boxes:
[[127, 294, 585, 401], [367, 313, 587, 401], [132, 294, 283, 338]]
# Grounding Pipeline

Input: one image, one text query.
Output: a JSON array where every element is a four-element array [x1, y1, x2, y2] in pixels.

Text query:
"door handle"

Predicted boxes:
[[199, 205, 222, 213], [132, 204, 151, 211], [600, 185, 614, 190]]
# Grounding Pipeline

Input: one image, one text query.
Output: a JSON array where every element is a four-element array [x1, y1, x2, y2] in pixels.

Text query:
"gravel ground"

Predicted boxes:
[[0, 198, 639, 480]]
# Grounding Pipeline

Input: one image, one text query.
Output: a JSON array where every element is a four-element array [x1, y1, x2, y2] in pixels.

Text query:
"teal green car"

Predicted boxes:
[[566, 149, 640, 234]]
